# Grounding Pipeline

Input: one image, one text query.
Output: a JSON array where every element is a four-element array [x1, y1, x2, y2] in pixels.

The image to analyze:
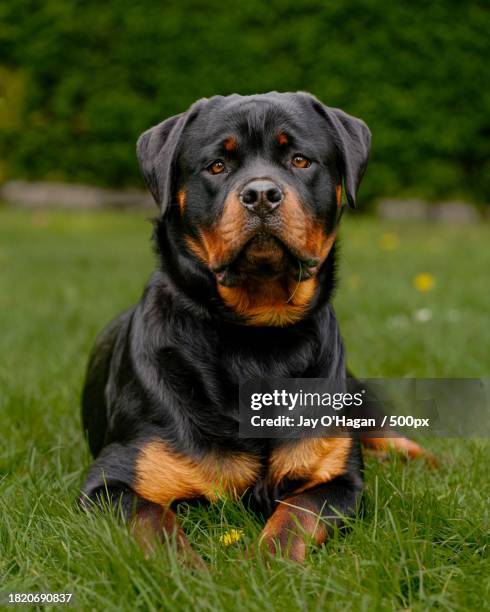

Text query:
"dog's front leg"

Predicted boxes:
[[130, 498, 205, 567], [79, 487, 204, 567], [257, 474, 363, 563]]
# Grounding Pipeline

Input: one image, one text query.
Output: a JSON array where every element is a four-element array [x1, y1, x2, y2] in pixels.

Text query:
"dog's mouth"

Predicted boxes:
[[213, 232, 320, 287]]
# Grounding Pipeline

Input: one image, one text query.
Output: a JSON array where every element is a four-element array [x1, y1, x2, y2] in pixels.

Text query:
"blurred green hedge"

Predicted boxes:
[[0, 0, 489, 204]]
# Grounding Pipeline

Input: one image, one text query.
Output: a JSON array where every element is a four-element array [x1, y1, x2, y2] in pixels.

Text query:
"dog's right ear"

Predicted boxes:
[[136, 114, 183, 213], [136, 99, 207, 214]]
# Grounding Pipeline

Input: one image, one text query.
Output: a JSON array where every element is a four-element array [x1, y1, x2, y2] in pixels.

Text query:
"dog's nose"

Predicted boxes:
[[239, 180, 284, 217]]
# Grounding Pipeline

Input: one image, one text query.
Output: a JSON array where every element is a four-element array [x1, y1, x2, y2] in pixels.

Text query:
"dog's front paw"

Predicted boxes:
[[254, 501, 327, 563]]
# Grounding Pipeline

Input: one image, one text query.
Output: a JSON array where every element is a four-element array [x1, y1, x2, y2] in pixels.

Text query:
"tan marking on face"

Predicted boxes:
[[134, 440, 261, 505], [177, 189, 186, 213], [336, 184, 342, 207], [279, 188, 337, 264], [268, 437, 352, 493], [277, 132, 288, 146], [184, 235, 208, 264], [188, 192, 248, 269], [304, 223, 338, 263], [224, 136, 238, 152], [279, 189, 310, 244], [218, 277, 316, 327]]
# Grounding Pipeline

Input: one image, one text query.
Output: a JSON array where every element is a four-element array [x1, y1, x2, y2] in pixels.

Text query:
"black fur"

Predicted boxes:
[[80, 92, 371, 536]]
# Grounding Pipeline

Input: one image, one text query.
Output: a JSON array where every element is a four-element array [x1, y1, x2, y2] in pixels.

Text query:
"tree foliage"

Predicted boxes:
[[0, 0, 488, 203]]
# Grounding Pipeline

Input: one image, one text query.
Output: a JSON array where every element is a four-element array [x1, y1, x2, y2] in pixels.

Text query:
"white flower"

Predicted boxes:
[[412, 308, 432, 323]]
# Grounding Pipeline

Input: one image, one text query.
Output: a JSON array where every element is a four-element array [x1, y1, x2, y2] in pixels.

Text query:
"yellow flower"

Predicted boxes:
[[413, 273, 435, 292], [379, 232, 400, 251], [219, 529, 243, 546]]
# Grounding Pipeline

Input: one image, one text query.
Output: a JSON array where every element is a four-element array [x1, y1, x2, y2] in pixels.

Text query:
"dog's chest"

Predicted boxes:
[[133, 437, 351, 505]]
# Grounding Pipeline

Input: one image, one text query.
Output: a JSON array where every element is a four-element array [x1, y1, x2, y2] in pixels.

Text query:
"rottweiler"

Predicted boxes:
[[80, 92, 429, 563]]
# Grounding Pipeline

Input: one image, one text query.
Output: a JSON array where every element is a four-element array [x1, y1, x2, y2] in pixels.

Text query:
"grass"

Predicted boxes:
[[0, 207, 489, 611]]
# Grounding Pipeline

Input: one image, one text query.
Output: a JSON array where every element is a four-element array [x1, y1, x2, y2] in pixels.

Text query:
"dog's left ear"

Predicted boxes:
[[136, 99, 206, 214], [308, 97, 371, 208]]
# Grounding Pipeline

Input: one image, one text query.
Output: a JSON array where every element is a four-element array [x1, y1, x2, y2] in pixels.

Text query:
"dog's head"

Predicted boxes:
[[137, 93, 371, 326]]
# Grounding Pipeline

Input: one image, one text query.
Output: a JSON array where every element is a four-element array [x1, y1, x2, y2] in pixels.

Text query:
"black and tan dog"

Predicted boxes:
[[80, 92, 428, 563]]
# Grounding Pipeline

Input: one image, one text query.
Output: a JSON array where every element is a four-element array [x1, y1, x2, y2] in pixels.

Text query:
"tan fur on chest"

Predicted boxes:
[[134, 440, 262, 505]]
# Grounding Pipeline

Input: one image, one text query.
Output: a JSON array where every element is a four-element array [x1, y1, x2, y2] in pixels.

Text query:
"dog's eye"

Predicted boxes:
[[291, 155, 311, 169], [207, 160, 226, 175]]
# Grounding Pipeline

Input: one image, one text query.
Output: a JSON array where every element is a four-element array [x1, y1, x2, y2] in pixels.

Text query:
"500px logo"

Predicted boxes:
[[250, 389, 366, 411]]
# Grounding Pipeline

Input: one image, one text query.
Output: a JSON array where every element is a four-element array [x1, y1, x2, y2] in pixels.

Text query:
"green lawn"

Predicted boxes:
[[1, 208, 489, 611]]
